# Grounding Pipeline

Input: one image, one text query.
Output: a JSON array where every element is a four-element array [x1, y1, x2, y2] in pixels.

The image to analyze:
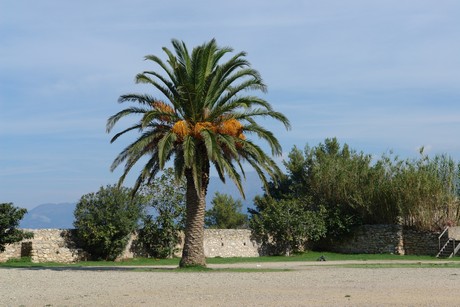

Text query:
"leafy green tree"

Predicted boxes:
[[137, 168, 186, 258], [302, 138, 379, 231], [205, 192, 248, 229], [270, 138, 376, 236], [73, 185, 144, 260], [249, 196, 326, 255], [107, 39, 290, 267], [0, 203, 33, 252]]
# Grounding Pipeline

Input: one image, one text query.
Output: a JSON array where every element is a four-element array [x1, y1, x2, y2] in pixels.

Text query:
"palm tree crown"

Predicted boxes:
[[107, 39, 290, 266]]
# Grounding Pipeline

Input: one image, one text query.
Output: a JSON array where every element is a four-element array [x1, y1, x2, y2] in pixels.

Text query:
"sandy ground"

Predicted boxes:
[[1, 261, 460, 306]]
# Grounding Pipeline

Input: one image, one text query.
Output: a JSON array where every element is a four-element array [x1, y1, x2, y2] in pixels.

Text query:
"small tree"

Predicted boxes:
[[73, 185, 144, 260], [249, 196, 326, 255], [205, 192, 248, 229], [137, 168, 186, 258], [0, 203, 33, 252]]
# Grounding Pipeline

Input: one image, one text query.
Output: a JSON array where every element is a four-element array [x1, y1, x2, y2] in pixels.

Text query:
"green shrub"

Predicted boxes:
[[0, 203, 33, 252], [73, 185, 144, 261], [249, 196, 326, 255]]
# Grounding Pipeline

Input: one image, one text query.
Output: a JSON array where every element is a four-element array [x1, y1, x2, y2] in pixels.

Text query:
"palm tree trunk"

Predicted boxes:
[[180, 168, 209, 267]]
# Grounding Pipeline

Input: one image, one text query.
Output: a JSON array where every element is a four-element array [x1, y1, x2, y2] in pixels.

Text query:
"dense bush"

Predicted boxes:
[[73, 185, 144, 260], [249, 196, 326, 255], [0, 203, 33, 252]]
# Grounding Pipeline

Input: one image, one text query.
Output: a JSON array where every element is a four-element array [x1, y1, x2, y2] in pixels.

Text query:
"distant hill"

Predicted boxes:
[[20, 203, 76, 229], [20, 173, 264, 229]]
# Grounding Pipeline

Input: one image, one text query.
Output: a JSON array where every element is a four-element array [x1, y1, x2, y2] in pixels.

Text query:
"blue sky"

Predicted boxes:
[[1, 1, 460, 209]]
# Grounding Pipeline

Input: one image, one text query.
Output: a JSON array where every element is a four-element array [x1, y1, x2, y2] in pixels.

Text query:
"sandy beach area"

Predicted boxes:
[[2, 261, 459, 306]]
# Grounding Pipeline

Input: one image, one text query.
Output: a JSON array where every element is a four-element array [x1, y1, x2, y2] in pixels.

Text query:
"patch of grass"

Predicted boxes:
[[1, 257, 65, 268], [5, 256, 32, 264], [205, 252, 446, 264], [1, 252, 458, 269]]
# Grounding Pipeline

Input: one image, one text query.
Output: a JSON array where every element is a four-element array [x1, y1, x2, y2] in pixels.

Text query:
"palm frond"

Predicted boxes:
[[135, 74, 175, 105], [141, 71, 178, 101], [110, 130, 161, 171], [109, 124, 142, 143], [144, 54, 177, 85], [201, 129, 218, 161], [131, 155, 161, 194], [182, 135, 196, 168], [106, 107, 147, 133], [117, 93, 156, 105], [157, 131, 177, 169]]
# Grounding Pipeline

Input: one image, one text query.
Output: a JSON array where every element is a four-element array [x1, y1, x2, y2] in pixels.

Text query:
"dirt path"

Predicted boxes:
[[1, 262, 459, 306]]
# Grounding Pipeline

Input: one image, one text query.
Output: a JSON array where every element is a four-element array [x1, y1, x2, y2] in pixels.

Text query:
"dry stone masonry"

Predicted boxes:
[[320, 225, 442, 256], [0, 229, 86, 263], [203, 229, 260, 258], [0, 226, 453, 263], [1, 229, 260, 263]]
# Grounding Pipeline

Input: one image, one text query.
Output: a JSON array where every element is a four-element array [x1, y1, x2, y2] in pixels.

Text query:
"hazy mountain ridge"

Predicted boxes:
[[20, 173, 264, 229], [20, 203, 76, 229]]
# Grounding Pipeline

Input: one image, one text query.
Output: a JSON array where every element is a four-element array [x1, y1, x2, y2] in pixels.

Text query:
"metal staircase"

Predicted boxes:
[[436, 227, 460, 258]]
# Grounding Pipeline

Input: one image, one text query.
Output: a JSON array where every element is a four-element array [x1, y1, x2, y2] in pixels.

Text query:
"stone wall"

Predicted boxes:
[[317, 225, 441, 256], [1, 229, 259, 263], [0, 241, 23, 262], [27, 229, 86, 263], [121, 229, 261, 259], [0, 226, 446, 263], [402, 229, 440, 256], [0, 229, 86, 263], [203, 229, 260, 258], [318, 225, 405, 254]]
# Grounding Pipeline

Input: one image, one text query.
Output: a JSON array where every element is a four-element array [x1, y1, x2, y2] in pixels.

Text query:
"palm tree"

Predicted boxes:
[[107, 39, 290, 267]]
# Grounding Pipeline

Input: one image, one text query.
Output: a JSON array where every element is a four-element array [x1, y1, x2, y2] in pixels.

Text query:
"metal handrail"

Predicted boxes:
[[438, 226, 450, 251], [454, 241, 460, 257]]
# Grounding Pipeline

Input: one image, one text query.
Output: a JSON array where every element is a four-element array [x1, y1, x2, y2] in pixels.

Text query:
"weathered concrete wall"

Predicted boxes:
[[317, 225, 440, 256]]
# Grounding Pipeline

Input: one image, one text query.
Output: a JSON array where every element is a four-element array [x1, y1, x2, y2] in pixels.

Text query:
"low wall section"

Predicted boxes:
[[0, 226, 446, 263], [203, 229, 260, 258], [0, 229, 85, 263], [0, 229, 259, 263], [318, 225, 441, 256], [318, 225, 405, 254]]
